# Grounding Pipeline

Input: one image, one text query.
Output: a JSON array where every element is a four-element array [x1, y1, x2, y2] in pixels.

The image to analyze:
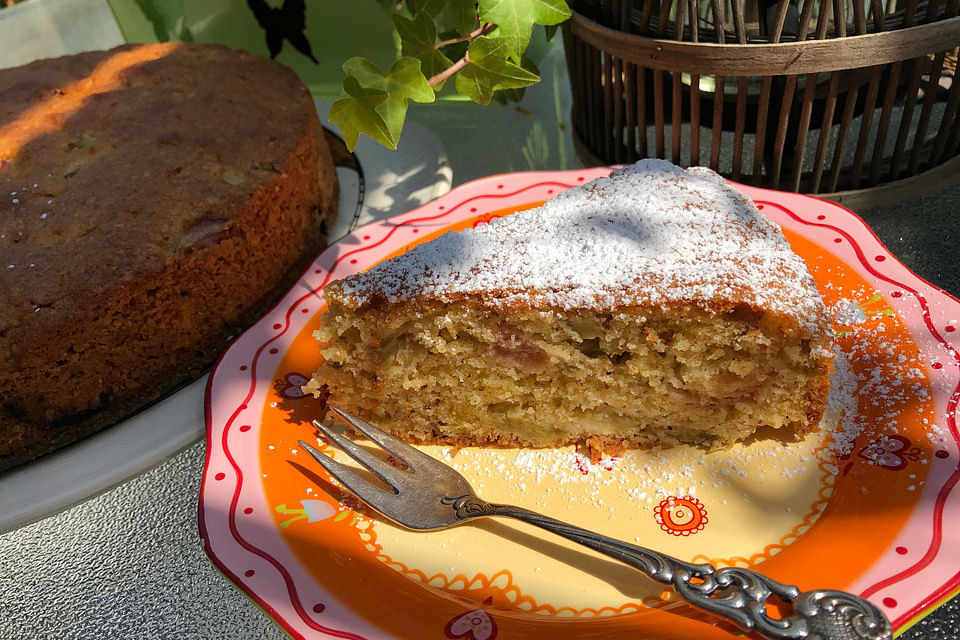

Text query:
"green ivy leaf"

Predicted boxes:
[[495, 51, 541, 104], [417, 49, 454, 89], [416, 0, 447, 17], [443, 0, 480, 36], [342, 57, 435, 104], [336, 0, 569, 149], [329, 76, 393, 151], [478, 0, 571, 58], [455, 35, 540, 105], [337, 57, 436, 150], [393, 11, 436, 56], [495, 53, 540, 104]]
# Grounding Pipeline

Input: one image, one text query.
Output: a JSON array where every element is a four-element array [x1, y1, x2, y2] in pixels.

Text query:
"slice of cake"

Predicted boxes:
[[305, 160, 833, 451]]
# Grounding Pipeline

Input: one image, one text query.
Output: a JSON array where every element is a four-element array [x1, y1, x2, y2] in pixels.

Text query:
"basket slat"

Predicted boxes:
[[672, 0, 686, 164], [931, 56, 960, 163], [570, 14, 960, 75], [811, 70, 842, 191], [639, 0, 656, 33], [565, 0, 960, 200], [925, 0, 945, 22], [625, 60, 638, 160], [657, 0, 673, 34], [592, 44, 605, 155], [619, 0, 631, 30], [904, 0, 920, 26], [908, 50, 947, 174], [946, 102, 960, 158], [654, 69, 666, 157], [565, 32, 582, 140], [850, 65, 885, 188], [853, 0, 868, 35], [870, 0, 885, 31], [889, 55, 928, 179], [710, 75, 725, 169], [770, 74, 798, 188], [603, 51, 614, 161], [613, 57, 625, 163], [833, 0, 847, 37], [689, 0, 700, 42], [870, 64, 902, 185], [672, 73, 682, 164], [575, 36, 589, 151], [731, 0, 748, 41], [689, 0, 701, 165], [814, 0, 834, 38], [754, 76, 774, 184], [733, 78, 749, 178], [584, 40, 598, 153], [828, 69, 864, 192], [771, 0, 793, 40], [798, 0, 819, 38], [790, 74, 819, 190], [709, 0, 727, 170], [690, 75, 701, 165], [636, 64, 648, 156]]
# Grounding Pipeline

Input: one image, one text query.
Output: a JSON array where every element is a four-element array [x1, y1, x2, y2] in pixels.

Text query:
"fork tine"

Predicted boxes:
[[310, 420, 407, 490], [298, 440, 395, 502], [327, 405, 443, 470]]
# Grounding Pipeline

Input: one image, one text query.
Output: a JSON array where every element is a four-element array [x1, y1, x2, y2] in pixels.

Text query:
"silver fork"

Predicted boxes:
[[298, 406, 892, 640]]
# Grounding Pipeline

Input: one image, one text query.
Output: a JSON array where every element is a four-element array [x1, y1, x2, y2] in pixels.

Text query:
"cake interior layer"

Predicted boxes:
[[310, 301, 828, 449]]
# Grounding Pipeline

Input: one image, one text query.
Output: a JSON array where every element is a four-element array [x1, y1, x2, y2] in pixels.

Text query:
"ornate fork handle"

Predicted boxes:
[[442, 495, 892, 640]]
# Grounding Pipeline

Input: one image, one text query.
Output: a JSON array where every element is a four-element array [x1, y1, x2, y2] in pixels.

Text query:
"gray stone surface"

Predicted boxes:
[[856, 181, 960, 299], [0, 444, 286, 640]]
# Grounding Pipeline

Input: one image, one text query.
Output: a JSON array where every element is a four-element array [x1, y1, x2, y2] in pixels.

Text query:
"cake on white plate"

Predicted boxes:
[[305, 160, 833, 454]]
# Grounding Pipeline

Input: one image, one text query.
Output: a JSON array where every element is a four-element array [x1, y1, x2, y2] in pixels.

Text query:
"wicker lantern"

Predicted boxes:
[[564, 0, 960, 208]]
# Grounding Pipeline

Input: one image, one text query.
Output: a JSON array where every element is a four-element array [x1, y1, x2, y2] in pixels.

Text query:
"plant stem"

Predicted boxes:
[[428, 54, 470, 86], [427, 23, 492, 87], [435, 22, 492, 49]]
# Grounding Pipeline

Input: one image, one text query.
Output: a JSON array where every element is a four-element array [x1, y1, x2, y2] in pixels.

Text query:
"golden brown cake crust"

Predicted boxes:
[[0, 43, 337, 469], [311, 161, 834, 452]]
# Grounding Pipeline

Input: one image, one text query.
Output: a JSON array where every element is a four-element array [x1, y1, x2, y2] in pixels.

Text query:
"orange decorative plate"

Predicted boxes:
[[199, 168, 960, 639]]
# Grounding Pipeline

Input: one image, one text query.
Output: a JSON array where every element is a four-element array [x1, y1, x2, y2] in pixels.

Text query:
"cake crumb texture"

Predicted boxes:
[[310, 162, 833, 451]]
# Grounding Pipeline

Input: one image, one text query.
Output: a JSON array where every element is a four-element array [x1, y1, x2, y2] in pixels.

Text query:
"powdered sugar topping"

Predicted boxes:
[[334, 160, 828, 336]]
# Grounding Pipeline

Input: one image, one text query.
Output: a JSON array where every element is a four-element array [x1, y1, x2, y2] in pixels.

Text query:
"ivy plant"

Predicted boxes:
[[329, 0, 571, 151]]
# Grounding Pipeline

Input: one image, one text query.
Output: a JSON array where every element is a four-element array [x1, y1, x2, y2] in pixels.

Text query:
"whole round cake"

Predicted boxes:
[[0, 43, 338, 470]]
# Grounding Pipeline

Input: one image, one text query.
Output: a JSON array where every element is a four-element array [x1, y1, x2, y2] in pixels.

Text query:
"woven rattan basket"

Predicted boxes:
[[564, 0, 960, 208]]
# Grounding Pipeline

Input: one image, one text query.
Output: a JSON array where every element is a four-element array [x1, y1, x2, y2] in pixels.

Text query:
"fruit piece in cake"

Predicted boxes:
[[305, 160, 833, 451]]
